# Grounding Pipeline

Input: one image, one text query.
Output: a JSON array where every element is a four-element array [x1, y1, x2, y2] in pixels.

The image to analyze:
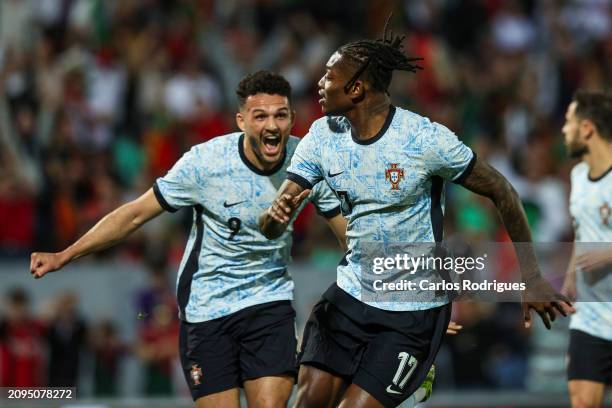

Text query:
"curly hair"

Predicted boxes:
[[236, 70, 292, 107]]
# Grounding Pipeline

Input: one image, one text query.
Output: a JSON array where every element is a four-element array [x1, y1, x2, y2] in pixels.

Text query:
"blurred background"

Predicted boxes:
[[0, 0, 611, 406]]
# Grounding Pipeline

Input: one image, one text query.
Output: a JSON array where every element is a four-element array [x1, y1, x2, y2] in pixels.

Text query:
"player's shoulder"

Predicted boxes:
[[570, 161, 589, 182], [286, 135, 301, 150], [189, 132, 241, 156], [193, 132, 241, 150], [283, 135, 302, 160], [395, 107, 458, 153], [392, 106, 447, 138]]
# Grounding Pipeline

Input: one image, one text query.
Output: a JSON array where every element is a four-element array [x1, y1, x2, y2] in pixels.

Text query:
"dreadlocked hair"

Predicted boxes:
[[339, 13, 422, 94]]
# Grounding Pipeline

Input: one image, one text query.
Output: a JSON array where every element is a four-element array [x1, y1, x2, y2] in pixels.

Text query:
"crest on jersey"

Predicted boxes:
[[385, 164, 405, 190], [190, 364, 203, 386], [600, 202, 611, 226]]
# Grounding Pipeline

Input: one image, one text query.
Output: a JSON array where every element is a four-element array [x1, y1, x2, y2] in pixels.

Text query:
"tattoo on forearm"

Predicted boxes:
[[460, 159, 539, 280]]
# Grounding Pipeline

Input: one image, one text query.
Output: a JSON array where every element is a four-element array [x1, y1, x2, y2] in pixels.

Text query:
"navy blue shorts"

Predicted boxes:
[[299, 284, 451, 408], [179, 300, 297, 400], [568, 329, 612, 384]]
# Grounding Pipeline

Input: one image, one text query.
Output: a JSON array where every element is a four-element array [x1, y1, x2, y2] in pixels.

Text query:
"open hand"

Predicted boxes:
[[522, 276, 575, 329], [575, 250, 612, 273]]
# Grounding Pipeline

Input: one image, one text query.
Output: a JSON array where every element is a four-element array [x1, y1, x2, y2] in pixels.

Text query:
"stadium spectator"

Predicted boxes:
[[135, 301, 179, 396], [0, 288, 46, 387], [3, 0, 612, 397], [46, 291, 88, 387], [134, 257, 175, 327], [133, 255, 178, 396], [91, 319, 127, 397]]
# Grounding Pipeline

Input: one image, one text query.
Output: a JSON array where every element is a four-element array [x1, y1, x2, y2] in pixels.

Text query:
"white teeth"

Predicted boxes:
[[263, 135, 281, 146]]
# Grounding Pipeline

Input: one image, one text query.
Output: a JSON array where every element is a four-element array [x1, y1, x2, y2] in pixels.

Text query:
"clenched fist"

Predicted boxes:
[[30, 252, 68, 279]]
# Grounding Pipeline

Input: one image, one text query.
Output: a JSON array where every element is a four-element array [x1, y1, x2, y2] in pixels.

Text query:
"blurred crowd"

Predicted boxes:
[[1, 0, 611, 396], [0, 265, 179, 396]]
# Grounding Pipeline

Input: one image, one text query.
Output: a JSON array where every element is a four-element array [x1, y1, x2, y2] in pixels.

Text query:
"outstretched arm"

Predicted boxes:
[[259, 180, 309, 239], [30, 188, 164, 278], [459, 157, 574, 328]]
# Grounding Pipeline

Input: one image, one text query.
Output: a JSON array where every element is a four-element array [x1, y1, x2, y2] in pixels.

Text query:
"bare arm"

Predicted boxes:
[[325, 214, 348, 252], [561, 245, 577, 300], [459, 157, 574, 328], [259, 180, 308, 239], [575, 247, 612, 274], [30, 188, 164, 278], [460, 158, 534, 262]]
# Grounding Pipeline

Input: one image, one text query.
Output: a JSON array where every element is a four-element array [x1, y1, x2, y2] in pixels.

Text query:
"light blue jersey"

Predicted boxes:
[[286, 106, 475, 311], [154, 133, 340, 322], [568, 162, 612, 341]]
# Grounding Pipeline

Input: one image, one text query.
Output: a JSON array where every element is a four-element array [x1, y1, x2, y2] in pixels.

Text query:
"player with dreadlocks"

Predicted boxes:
[[260, 15, 574, 408]]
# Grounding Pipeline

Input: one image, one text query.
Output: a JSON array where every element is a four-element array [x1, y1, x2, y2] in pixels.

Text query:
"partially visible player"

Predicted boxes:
[[561, 90, 612, 408], [260, 18, 573, 408], [30, 71, 346, 408]]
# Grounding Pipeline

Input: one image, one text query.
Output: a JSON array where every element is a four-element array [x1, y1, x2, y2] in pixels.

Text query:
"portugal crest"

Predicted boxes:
[[190, 364, 203, 386], [385, 164, 405, 190]]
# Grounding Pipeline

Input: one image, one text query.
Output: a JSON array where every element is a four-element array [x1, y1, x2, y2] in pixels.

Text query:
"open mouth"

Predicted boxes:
[[262, 134, 282, 155]]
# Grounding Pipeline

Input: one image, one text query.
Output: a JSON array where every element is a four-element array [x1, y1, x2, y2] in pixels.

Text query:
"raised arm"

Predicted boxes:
[[259, 180, 309, 239], [30, 189, 164, 278], [459, 157, 574, 328]]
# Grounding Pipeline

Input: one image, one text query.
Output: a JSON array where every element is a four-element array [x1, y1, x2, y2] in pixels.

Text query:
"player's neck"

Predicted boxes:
[[584, 139, 612, 178], [345, 97, 391, 141]]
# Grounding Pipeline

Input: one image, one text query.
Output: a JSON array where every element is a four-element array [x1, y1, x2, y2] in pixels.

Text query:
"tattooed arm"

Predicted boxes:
[[459, 158, 536, 271], [459, 157, 574, 328]]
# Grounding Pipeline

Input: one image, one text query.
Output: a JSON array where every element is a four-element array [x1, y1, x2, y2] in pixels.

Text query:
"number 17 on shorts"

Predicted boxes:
[[387, 352, 418, 395]]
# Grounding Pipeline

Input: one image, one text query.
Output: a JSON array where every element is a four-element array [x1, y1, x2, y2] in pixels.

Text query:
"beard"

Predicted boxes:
[[247, 133, 284, 165], [566, 138, 588, 158]]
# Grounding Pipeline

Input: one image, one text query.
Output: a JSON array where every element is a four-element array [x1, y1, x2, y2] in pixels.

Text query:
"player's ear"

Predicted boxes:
[[290, 109, 296, 125], [348, 80, 365, 102], [580, 118, 595, 140], [236, 111, 246, 132]]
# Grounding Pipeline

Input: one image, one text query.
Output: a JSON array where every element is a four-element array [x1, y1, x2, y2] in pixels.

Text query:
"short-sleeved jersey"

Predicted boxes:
[[286, 106, 475, 311], [568, 162, 612, 340], [154, 133, 340, 323]]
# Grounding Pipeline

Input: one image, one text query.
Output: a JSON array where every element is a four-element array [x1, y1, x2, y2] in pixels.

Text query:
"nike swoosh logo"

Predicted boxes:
[[386, 385, 402, 395], [327, 170, 344, 177], [223, 200, 246, 208]]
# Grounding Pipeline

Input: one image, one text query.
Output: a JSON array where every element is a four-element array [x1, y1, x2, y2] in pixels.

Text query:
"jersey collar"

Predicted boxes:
[[238, 133, 287, 176], [588, 164, 612, 182], [350, 105, 396, 145]]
